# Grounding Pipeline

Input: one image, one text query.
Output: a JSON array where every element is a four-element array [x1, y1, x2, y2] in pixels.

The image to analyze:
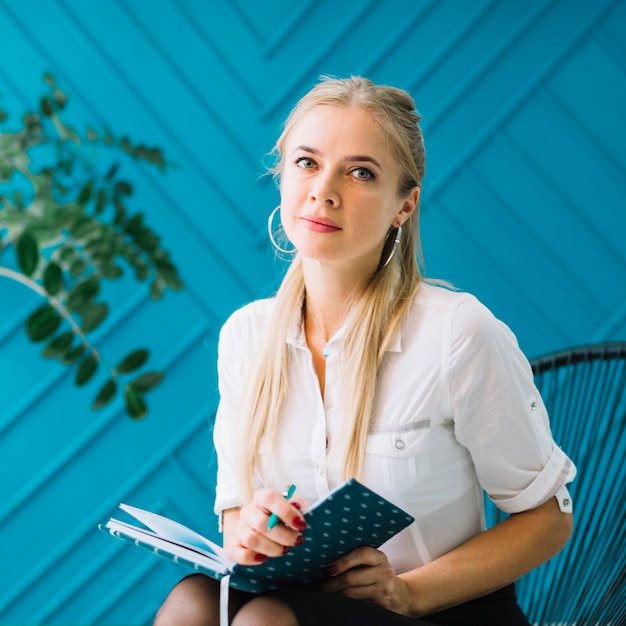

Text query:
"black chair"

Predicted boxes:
[[486, 342, 626, 624]]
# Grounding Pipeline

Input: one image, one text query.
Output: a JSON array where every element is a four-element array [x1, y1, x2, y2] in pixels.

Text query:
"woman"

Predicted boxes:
[[155, 76, 576, 625]]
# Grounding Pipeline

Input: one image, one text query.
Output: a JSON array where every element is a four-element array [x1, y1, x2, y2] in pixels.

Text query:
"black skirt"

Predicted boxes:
[[269, 583, 530, 626]]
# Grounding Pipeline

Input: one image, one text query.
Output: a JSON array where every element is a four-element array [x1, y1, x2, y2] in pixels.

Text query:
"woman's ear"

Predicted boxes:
[[395, 187, 420, 227]]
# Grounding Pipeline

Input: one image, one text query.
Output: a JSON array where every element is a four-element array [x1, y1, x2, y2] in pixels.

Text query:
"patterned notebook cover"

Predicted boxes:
[[100, 478, 415, 594]]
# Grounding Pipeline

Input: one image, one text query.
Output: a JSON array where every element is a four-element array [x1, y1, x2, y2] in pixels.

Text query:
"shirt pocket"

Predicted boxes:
[[364, 419, 431, 492]]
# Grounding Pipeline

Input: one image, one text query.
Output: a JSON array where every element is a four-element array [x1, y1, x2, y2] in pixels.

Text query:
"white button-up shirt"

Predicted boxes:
[[214, 284, 576, 572]]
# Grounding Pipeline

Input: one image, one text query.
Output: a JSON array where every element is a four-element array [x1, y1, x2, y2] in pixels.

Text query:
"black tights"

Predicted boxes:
[[154, 575, 530, 626], [269, 583, 530, 626]]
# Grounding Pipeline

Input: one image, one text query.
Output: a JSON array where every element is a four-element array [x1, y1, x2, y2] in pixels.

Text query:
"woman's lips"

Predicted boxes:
[[301, 215, 342, 233]]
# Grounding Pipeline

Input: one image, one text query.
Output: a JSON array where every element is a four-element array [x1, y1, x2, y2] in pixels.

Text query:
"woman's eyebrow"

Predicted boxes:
[[345, 155, 383, 169], [293, 145, 383, 169], [292, 144, 320, 155]]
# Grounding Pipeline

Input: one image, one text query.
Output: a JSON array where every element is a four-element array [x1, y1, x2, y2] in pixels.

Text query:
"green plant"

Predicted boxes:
[[0, 74, 184, 419]]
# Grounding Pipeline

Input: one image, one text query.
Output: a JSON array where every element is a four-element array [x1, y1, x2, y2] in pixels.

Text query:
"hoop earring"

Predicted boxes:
[[380, 225, 402, 269], [267, 205, 296, 254]]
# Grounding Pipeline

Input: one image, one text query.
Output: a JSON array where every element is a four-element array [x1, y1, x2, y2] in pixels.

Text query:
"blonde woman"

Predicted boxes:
[[155, 77, 575, 626]]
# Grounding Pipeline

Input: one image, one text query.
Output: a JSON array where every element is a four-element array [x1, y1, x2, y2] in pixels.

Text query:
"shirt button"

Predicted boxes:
[[530, 401, 537, 411], [394, 439, 405, 450], [316, 465, 324, 475]]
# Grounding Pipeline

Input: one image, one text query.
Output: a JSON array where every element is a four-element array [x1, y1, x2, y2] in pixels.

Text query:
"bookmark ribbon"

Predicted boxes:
[[219, 573, 231, 626]]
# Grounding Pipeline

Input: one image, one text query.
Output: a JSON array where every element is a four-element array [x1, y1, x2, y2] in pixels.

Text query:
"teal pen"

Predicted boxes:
[[267, 484, 297, 530]]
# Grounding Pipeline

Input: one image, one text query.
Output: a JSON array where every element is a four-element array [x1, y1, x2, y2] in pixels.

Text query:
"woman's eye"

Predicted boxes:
[[352, 167, 374, 180], [295, 157, 316, 169]]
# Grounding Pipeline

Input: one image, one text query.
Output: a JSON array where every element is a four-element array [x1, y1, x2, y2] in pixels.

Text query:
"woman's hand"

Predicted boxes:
[[319, 546, 412, 615], [223, 489, 308, 566]]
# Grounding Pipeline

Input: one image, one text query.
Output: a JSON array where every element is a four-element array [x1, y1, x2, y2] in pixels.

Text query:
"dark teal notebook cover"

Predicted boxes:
[[101, 478, 415, 593]]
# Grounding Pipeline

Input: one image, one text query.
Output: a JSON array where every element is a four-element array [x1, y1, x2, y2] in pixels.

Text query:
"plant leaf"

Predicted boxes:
[[105, 162, 119, 180], [124, 213, 144, 236], [149, 279, 164, 300], [41, 331, 74, 358], [42, 261, 63, 296], [67, 275, 99, 310], [58, 246, 75, 262], [95, 188, 106, 214], [60, 344, 85, 365], [71, 216, 100, 240], [77, 181, 93, 205], [157, 265, 184, 290], [134, 264, 150, 281], [114, 181, 133, 196], [92, 378, 117, 410], [113, 197, 126, 224], [116, 349, 149, 373], [129, 371, 164, 393], [17, 231, 39, 277], [69, 258, 87, 277], [124, 387, 147, 419], [0, 161, 13, 181], [134, 230, 159, 252], [75, 354, 98, 386], [53, 88, 67, 110], [40, 96, 53, 116], [146, 148, 165, 168], [99, 263, 123, 279], [80, 301, 108, 332], [26, 305, 61, 342]]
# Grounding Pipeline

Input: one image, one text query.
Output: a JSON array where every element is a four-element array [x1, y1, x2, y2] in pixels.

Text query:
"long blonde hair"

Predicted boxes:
[[237, 77, 426, 499]]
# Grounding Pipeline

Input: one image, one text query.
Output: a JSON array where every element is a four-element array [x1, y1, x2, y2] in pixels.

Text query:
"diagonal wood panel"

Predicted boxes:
[[0, 0, 624, 622]]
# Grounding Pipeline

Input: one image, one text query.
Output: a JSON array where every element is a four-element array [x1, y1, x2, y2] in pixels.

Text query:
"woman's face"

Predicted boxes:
[[279, 105, 418, 272]]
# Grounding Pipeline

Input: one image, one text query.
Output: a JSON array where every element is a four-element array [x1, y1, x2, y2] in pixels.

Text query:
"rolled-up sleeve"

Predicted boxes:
[[449, 296, 576, 514], [213, 312, 246, 516]]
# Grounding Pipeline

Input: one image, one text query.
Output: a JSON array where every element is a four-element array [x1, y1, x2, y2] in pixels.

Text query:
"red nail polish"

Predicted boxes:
[[325, 564, 338, 576], [282, 546, 291, 555], [295, 534, 305, 546], [291, 501, 302, 511], [254, 553, 268, 563], [292, 516, 306, 531]]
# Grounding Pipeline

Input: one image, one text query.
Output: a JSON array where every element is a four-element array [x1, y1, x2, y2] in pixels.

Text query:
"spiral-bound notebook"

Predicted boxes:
[[99, 478, 414, 594]]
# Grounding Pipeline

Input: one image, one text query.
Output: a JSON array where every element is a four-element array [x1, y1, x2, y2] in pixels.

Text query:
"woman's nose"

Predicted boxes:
[[308, 174, 340, 207]]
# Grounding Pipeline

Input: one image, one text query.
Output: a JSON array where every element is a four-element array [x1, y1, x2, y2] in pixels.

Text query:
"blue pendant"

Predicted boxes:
[[323, 345, 330, 358]]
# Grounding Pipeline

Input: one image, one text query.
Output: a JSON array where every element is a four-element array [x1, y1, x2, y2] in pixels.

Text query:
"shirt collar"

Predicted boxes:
[[286, 303, 307, 350], [285, 298, 403, 354]]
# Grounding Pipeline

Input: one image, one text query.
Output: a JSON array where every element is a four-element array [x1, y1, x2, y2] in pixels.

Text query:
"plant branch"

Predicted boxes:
[[0, 265, 101, 361], [0, 266, 46, 296], [0, 74, 177, 417]]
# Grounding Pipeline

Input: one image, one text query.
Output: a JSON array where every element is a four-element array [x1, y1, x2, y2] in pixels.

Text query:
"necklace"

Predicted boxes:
[[309, 310, 331, 358]]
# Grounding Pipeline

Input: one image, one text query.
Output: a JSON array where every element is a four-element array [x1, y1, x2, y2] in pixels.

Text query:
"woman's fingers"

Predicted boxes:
[[320, 547, 398, 605], [253, 489, 308, 532], [227, 489, 308, 565], [323, 546, 384, 580]]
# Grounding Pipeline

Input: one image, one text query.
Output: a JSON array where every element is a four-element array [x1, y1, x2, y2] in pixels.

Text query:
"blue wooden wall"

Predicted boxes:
[[0, 0, 624, 623]]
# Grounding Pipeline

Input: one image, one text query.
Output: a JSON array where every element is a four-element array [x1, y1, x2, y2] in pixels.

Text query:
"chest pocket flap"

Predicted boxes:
[[364, 419, 431, 491]]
